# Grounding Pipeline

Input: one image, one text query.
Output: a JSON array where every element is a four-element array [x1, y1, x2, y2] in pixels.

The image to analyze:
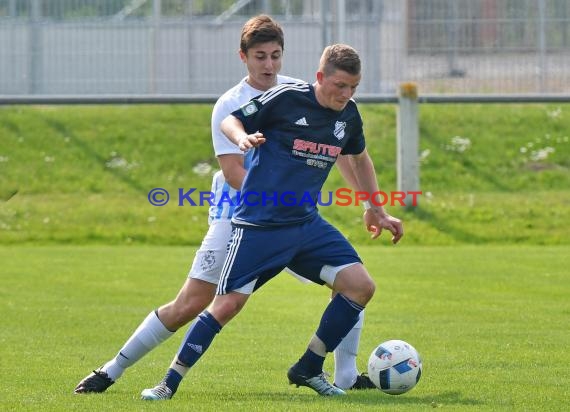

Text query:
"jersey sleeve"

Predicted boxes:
[[212, 98, 244, 156], [230, 98, 265, 135], [340, 108, 366, 155]]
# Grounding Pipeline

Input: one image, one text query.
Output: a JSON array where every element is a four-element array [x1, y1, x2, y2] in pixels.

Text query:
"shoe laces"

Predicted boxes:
[[353, 372, 376, 389], [307, 372, 341, 395], [93, 369, 113, 382], [151, 383, 173, 399]]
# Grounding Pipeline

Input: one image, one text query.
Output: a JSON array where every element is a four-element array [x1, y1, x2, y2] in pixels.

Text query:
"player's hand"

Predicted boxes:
[[364, 209, 404, 244], [238, 132, 266, 151]]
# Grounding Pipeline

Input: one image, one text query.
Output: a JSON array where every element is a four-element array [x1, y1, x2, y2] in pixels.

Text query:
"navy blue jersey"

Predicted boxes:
[[230, 82, 366, 226]]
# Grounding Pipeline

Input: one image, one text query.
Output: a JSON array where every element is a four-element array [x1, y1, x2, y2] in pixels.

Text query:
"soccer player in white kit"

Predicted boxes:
[[74, 15, 373, 396]]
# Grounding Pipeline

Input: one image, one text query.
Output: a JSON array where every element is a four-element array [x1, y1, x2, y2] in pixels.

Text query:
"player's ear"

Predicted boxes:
[[239, 49, 247, 63], [316, 71, 324, 84]]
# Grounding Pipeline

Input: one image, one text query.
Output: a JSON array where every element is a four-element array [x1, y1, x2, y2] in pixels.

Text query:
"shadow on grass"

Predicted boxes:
[[406, 205, 487, 244], [43, 118, 148, 195], [174, 389, 483, 408], [461, 157, 512, 192], [1, 117, 21, 135], [347, 390, 482, 407], [72, 385, 483, 409]]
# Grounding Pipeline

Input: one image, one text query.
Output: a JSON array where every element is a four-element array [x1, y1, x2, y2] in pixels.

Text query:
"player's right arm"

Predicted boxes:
[[220, 115, 265, 151]]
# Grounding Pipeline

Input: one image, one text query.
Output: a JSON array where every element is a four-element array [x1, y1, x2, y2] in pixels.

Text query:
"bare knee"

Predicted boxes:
[[359, 277, 376, 302], [209, 293, 249, 326], [158, 279, 217, 330], [166, 299, 209, 329], [333, 264, 376, 306]]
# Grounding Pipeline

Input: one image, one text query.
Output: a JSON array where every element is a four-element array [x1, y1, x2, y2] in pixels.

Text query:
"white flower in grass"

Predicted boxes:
[[106, 154, 138, 170], [530, 147, 555, 161], [520, 147, 527, 154], [106, 157, 128, 169], [547, 107, 562, 119], [192, 162, 212, 177], [450, 136, 471, 153]]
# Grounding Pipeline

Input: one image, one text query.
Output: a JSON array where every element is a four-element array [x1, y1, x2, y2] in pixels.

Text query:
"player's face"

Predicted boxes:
[[240, 42, 283, 92], [316, 70, 361, 111]]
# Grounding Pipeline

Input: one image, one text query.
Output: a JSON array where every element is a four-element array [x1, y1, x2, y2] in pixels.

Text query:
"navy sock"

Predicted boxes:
[[316, 294, 364, 352], [295, 294, 364, 376], [177, 311, 222, 367], [297, 349, 326, 376], [163, 311, 221, 393], [163, 369, 183, 394]]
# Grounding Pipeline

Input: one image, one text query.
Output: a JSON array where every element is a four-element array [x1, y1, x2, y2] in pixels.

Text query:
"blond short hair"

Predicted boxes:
[[319, 44, 361, 76]]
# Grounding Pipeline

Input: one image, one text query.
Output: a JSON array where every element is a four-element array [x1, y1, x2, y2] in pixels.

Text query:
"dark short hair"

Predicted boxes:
[[240, 14, 284, 54], [319, 44, 361, 76]]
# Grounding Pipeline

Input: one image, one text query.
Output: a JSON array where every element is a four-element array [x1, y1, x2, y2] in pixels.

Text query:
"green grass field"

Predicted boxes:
[[1, 104, 569, 245], [1, 245, 568, 411], [1, 104, 569, 410]]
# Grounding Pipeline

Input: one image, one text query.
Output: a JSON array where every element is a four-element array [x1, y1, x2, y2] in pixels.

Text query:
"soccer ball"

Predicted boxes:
[[367, 339, 422, 395]]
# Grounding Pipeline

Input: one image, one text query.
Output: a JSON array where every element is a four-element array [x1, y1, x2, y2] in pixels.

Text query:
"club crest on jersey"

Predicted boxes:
[[240, 101, 258, 116], [334, 121, 346, 140]]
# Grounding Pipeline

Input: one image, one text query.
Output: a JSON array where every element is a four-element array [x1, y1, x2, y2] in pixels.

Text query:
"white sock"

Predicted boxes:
[[101, 311, 174, 381], [333, 310, 364, 389]]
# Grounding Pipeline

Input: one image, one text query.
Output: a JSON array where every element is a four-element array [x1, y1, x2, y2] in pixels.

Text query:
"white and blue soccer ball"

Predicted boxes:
[[367, 339, 422, 395]]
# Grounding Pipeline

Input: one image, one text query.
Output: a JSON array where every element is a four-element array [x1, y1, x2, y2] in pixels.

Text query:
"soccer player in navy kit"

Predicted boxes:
[[75, 16, 373, 397], [141, 44, 403, 398]]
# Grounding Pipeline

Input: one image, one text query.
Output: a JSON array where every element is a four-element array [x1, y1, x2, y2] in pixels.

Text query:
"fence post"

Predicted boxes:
[[29, 0, 42, 94], [397, 82, 420, 208], [149, 0, 162, 94]]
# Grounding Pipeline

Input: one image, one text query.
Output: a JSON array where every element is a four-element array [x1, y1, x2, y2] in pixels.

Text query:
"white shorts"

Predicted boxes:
[[188, 220, 310, 285]]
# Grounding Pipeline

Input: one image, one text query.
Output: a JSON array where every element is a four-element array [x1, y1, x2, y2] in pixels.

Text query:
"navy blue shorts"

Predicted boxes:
[[217, 215, 362, 294]]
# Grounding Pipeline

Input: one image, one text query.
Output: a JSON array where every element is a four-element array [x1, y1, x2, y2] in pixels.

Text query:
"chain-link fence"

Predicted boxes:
[[1, 0, 568, 97]]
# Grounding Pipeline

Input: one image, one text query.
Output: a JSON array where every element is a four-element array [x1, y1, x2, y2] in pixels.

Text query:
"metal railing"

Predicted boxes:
[[0, 0, 569, 100]]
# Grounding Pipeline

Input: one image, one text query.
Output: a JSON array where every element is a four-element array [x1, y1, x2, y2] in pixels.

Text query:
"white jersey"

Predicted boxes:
[[208, 75, 303, 223]]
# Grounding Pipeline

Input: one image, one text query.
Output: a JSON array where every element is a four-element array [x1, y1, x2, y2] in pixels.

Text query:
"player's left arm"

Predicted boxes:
[[335, 154, 360, 190], [217, 154, 246, 190], [347, 149, 404, 244]]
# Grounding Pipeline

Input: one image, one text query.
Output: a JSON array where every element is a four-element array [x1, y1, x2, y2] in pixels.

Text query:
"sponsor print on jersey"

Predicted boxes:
[[240, 101, 258, 116], [291, 138, 342, 169]]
